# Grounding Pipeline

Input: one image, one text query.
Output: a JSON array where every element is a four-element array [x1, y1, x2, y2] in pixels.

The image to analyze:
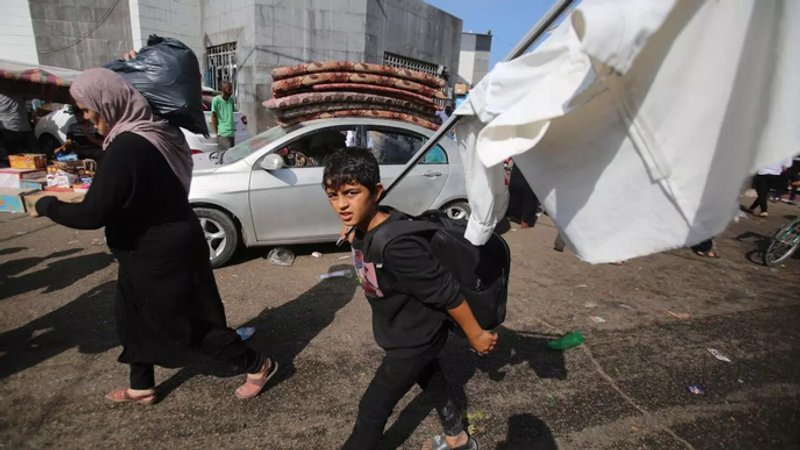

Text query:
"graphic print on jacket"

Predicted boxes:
[[353, 248, 384, 298]]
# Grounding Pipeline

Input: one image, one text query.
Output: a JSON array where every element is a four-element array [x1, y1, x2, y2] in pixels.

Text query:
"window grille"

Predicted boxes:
[[207, 42, 237, 91], [383, 52, 448, 106], [383, 52, 439, 76]]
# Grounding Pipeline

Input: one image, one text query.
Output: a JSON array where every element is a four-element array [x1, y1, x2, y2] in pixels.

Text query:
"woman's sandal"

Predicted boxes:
[[235, 358, 278, 400], [695, 250, 721, 258], [758, 212, 768, 217], [105, 388, 157, 405], [421, 434, 478, 450]]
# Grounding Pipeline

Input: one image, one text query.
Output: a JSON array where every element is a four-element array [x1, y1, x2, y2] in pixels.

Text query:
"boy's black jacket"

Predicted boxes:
[[352, 208, 463, 358]]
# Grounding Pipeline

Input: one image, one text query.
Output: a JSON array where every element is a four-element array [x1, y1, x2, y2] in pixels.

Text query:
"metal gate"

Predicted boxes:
[[206, 42, 237, 90]]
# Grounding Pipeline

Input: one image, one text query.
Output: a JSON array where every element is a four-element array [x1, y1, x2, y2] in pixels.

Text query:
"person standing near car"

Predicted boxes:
[[211, 81, 236, 150], [0, 93, 39, 159], [33, 68, 276, 404]]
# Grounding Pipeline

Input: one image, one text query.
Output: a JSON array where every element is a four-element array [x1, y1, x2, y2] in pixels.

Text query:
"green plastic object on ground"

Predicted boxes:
[[547, 331, 585, 350]]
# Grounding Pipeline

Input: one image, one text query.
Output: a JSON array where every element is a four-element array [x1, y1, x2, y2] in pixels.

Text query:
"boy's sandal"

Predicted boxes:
[[422, 434, 478, 450], [235, 358, 278, 399], [105, 388, 157, 405]]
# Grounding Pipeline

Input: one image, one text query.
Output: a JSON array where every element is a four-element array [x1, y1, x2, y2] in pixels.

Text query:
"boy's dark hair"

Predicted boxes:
[[323, 147, 381, 194]]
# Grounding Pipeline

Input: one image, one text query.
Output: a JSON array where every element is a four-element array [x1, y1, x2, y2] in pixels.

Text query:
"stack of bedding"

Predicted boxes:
[[264, 61, 446, 130]]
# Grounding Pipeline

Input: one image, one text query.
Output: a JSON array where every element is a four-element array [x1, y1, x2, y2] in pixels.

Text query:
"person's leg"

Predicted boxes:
[[342, 354, 431, 450], [193, 325, 275, 399], [751, 175, 769, 213], [130, 363, 155, 390], [417, 359, 471, 448], [104, 363, 157, 404], [217, 135, 233, 150], [768, 174, 785, 201], [553, 232, 566, 252]]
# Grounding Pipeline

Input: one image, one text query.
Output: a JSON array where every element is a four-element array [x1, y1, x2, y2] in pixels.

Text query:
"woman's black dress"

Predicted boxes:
[[36, 132, 252, 368]]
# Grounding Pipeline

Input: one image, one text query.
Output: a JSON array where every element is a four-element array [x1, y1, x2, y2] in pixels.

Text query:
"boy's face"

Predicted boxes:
[[325, 181, 383, 230]]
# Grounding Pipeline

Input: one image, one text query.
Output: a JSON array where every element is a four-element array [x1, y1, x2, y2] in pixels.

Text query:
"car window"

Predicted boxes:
[[221, 125, 298, 164], [364, 129, 422, 165], [422, 145, 448, 164], [273, 127, 352, 168], [362, 128, 447, 165]]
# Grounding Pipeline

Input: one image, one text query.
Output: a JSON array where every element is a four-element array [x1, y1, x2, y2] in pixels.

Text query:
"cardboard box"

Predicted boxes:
[[9, 154, 47, 169], [0, 188, 37, 213], [22, 190, 85, 214], [19, 177, 47, 191], [46, 173, 76, 189], [0, 168, 48, 189]]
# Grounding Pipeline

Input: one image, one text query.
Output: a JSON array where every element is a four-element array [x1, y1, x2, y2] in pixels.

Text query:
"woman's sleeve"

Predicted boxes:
[[36, 139, 135, 229]]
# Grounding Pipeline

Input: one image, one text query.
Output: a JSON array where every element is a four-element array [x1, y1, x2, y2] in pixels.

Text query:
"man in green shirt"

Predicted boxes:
[[211, 81, 236, 150]]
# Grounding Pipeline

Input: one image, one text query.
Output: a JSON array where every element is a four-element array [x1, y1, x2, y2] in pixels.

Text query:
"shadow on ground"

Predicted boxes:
[[0, 280, 118, 379], [156, 264, 356, 398], [0, 249, 113, 301], [379, 327, 566, 449]]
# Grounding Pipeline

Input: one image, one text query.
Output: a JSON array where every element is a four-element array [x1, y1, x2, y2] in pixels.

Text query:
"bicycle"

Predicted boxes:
[[762, 216, 800, 266]]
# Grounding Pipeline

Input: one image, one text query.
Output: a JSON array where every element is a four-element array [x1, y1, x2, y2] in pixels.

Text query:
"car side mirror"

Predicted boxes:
[[260, 154, 285, 170]]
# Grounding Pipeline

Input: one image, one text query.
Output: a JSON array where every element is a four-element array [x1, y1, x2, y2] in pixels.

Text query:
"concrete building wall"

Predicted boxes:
[[244, 0, 372, 132], [457, 32, 491, 86], [129, 0, 203, 59], [0, 0, 39, 64], [457, 50, 475, 85], [365, 0, 461, 76], [28, 0, 133, 70]]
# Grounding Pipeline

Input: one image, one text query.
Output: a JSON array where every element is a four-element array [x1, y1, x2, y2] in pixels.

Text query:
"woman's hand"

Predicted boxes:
[[123, 50, 137, 61]]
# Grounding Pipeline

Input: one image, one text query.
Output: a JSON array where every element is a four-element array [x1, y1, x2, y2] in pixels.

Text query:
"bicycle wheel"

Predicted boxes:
[[763, 219, 800, 266]]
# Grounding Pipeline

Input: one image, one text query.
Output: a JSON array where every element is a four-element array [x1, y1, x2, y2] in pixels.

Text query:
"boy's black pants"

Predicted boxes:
[[342, 344, 464, 449]]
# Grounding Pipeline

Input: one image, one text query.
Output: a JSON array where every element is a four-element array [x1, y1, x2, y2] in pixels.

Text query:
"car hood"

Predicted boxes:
[[192, 152, 224, 172]]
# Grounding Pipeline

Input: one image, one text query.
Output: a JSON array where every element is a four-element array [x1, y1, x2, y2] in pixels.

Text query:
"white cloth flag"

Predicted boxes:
[[455, 0, 800, 263]]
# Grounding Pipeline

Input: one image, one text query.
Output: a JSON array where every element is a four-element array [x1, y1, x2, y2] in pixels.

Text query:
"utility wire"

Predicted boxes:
[[37, 0, 123, 55]]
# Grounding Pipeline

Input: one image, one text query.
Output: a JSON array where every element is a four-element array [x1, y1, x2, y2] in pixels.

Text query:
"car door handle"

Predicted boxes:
[[423, 171, 442, 178]]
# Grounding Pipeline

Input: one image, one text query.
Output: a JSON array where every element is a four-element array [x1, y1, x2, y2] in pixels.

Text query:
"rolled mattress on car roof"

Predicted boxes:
[[264, 61, 446, 130]]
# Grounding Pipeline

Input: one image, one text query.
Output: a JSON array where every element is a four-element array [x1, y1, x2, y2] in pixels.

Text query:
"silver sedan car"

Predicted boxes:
[[189, 117, 469, 268]]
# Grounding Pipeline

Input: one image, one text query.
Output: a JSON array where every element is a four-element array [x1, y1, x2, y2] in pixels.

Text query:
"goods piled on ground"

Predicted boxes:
[[0, 153, 92, 213], [265, 61, 445, 130]]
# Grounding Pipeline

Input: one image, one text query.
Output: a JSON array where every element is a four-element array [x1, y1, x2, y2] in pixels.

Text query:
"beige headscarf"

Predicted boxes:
[[69, 68, 193, 194]]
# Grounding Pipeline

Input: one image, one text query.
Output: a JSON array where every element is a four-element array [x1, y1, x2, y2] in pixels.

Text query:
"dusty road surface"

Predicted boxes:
[[1, 200, 798, 449]]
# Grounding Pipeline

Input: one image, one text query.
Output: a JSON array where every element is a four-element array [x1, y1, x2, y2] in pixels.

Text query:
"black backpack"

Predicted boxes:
[[365, 209, 510, 330]]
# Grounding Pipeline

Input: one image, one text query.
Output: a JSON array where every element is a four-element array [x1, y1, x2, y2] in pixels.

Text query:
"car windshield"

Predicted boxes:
[[220, 124, 300, 164]]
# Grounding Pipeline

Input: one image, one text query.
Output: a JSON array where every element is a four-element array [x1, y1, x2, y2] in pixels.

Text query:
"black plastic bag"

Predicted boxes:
[[105, 35, 208, 135]]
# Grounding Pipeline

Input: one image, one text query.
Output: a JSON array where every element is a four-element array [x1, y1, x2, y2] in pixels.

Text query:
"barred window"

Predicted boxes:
[[207, 42, 237, 91]]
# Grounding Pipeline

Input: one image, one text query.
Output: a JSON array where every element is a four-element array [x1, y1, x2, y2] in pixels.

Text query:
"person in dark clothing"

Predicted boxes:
[[54, 105, 106, 162], [747, 158, 793, 217], [507, 162, 540, 228], [323, 147, 497, 450], [33, 68, 276, 404]]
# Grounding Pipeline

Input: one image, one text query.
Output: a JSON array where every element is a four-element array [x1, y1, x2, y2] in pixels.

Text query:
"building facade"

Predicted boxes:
[[0, 0, 462, 133], [457, 31, 492, 87]]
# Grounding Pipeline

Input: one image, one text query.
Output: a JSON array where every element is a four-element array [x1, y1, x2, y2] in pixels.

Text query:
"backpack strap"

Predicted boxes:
[[364, 219, 439, 265]]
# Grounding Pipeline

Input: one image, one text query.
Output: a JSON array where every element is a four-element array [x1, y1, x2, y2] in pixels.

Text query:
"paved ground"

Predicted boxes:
[[1, 198, 798, 449]]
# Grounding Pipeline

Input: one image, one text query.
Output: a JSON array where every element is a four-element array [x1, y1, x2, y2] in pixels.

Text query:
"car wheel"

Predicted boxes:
[[38, 134, 61, 158], [194, 207, 238, 268], [442, 200, 471, 221]]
